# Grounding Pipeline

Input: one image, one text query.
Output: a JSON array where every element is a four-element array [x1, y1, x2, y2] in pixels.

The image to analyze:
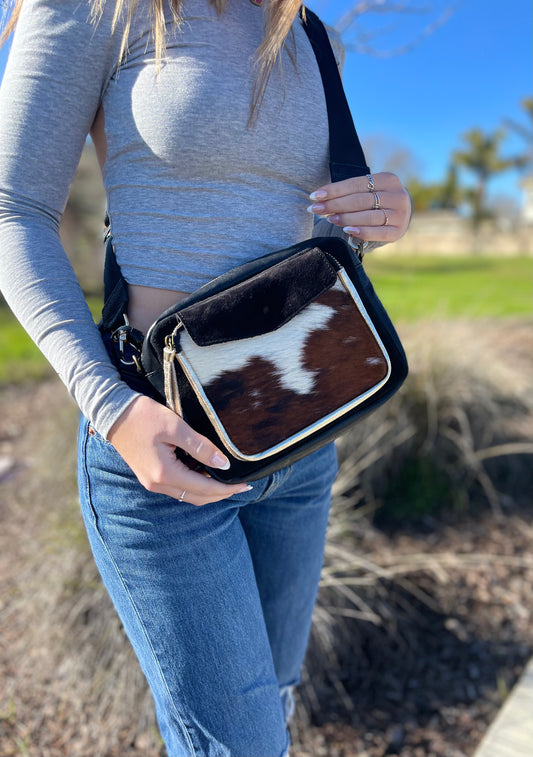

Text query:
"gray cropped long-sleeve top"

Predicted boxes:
[[0, 0, 348, 437]]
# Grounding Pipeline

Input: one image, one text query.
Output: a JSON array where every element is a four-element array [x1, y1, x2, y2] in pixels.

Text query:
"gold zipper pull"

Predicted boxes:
[[163, 329, 183, 417]]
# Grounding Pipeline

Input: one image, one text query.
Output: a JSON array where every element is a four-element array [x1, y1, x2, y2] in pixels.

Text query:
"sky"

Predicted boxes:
[[308, 0, 532, 206], [1, 0, 532, 206]]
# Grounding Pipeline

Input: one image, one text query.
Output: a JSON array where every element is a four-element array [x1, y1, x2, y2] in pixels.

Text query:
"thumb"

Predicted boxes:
[[169, 415, 231, 471]]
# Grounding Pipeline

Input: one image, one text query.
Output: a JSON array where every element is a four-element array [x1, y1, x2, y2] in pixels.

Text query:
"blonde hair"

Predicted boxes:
[[2, 0, 304, 118]]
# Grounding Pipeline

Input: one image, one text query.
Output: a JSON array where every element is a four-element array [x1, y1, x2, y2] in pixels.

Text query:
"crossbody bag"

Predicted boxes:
[[134, 9, 409, 483]]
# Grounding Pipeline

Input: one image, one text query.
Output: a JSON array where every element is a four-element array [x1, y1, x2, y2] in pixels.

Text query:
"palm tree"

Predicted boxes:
[[439, 164, 463, 210], [453, 129, 516, 229], [406, 165, 463, 213], [504, 97, 533, 172]]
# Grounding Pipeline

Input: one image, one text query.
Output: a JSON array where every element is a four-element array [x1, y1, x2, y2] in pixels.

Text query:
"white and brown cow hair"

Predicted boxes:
[[178, 271, 389, 457]]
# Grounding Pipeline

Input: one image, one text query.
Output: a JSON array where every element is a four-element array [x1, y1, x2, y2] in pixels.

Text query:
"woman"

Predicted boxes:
[[0, 0, 411, 754]]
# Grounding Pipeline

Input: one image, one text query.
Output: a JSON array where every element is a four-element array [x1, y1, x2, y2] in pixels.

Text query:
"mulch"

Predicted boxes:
[[292, 509, 533, 756]]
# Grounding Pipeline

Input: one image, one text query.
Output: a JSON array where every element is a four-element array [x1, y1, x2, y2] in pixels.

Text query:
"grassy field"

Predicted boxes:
[[0, 256, 531, 385], [364, 254, 532, 321]]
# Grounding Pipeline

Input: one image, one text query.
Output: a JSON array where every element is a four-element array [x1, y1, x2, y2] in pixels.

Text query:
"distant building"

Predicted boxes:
[[385, 208, 531, 256]]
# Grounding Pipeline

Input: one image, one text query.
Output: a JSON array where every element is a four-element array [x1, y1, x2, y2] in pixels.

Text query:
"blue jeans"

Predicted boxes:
[[78, 418, 337, 757]]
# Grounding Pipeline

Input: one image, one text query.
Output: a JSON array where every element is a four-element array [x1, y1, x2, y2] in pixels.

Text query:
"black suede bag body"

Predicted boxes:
[[140, 10, 409, 483]]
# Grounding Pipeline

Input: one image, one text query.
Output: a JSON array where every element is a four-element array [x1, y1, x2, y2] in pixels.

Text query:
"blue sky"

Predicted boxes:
[[309, 0, 532, 206], [1, 0, 531, 205]]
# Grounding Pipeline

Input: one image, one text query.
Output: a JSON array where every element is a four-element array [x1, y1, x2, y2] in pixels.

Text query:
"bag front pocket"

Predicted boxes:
[[169, 248, 391, 460]]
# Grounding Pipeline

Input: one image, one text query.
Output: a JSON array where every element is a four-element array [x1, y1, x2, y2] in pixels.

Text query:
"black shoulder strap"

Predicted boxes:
[[301, 8, 370, 182]]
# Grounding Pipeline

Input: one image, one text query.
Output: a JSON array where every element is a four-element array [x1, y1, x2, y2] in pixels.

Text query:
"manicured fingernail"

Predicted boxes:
[[240, 484, 253, 492], [211, 453, 230, 470], [327, 214, 340, 223], [343, 226, 361, 235], [307, 203, 326, 214], [310, 189, 328, 201]]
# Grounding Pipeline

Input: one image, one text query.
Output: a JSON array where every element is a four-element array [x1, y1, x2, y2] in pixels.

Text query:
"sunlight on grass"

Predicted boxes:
[[364, 255, 532, 321]]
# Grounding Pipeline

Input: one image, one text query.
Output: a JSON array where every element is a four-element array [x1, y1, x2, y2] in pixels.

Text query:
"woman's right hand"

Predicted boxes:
[[107, 395, 252, 505]]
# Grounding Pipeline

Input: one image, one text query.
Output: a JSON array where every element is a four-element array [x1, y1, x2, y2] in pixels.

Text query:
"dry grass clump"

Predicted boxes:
[[341, 319, 532, 520]]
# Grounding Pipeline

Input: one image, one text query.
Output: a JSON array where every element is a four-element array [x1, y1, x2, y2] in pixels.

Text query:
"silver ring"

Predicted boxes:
[[178, 489, 187, 502], [373, 192, 381, 210], [382, 209, 389, 226], [367, 174, 375, 192]]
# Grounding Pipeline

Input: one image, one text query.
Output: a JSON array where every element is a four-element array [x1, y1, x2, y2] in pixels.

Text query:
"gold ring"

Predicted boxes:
[[373, 192, 381, 210], [178, 489, 187, 502], [367, 174, 375, 192], [382, 209, 389, 226]]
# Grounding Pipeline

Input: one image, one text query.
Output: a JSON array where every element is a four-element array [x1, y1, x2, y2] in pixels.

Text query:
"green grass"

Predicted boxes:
[[363, 254, 532, 321], [0, 256, 531, 386], [0, 312, 52, 384], [0, 297, 103, 385]]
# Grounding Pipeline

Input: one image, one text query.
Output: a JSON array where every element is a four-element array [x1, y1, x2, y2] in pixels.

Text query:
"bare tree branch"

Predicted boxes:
[[338, 1, 433, 32], [336, 0, 461, 59]]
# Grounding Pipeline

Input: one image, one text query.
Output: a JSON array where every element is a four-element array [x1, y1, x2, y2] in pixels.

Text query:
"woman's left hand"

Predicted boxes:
[[308, 171, 411, 243]]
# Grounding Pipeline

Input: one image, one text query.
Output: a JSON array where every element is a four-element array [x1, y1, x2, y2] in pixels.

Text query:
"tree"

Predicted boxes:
[[503, 96, 533, 173], [453, 129, 516, 229], [439, 164, 462, 210], [407, 165, 462, 213]]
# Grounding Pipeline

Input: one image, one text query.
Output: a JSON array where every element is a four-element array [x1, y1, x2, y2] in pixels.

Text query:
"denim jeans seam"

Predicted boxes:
[[89, 424, 115, 448], [82, 433, 199, 756], [256, 464, 293, 501], [80, 420, 98, 529]]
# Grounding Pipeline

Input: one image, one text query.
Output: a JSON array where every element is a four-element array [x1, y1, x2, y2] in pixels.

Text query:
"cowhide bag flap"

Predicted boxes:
[[140, 9, 408, 482], [142, 236, 408, 482]]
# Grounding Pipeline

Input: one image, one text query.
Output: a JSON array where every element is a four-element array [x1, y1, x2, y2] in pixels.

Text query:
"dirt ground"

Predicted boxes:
[[0, 363, 532, 757]]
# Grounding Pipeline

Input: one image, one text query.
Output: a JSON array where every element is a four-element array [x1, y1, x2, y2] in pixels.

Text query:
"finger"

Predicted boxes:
[[310, 191, 400, 219], [327, 208, 398, 229], [308, 193, 374, 217], [150, 450, 252, 504], [310, 176, 373, 201], [310, 172, 403, 202], [166, 416, 233, 472], [180, 484, 252, 506], [343, 225, 401, 243]]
